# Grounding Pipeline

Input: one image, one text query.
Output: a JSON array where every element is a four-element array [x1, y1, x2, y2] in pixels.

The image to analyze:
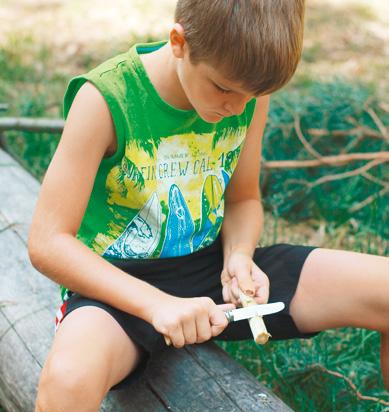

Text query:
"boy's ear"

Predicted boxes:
[[169, 23, 186, 58]]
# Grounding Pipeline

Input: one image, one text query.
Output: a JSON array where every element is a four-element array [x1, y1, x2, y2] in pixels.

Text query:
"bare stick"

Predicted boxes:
[[294, 115, 323, 160], [307, 364, 389, 406], [238, 289, 271, 345], [308, 159, 386, 188], [307, 127, 383, 139], [365, 107, 389, 142], [348, 187, 389, 213], [263, 152, 389, 169]]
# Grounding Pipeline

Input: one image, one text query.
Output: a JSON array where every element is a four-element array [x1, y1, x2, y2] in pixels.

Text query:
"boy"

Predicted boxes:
[[29, 1, 389, 410]]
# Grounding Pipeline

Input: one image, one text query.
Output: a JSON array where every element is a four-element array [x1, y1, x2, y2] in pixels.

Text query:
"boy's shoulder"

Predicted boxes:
[[88, 50, 132, 77], [63, 47, 136, 121]]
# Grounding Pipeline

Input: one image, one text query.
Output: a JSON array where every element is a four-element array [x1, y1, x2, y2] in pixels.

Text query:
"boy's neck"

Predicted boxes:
[[139, 43, 194, 111]]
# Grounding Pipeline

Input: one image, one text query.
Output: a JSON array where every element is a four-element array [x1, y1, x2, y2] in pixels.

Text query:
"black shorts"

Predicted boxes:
[[55, 236, 320, 391]]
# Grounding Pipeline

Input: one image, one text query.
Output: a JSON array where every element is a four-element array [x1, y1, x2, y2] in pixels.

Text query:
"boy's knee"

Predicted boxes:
[[37, 353, 107, 411]]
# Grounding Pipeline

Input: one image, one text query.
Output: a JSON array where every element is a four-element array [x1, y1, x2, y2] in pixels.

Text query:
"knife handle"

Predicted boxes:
[[224, 310, 234, 323]]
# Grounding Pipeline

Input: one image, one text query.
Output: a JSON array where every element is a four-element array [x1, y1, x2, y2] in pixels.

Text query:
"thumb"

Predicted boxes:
[[209, 303, 235, 337], [217, 303, 236, 312], [236, 269, 256, 297]]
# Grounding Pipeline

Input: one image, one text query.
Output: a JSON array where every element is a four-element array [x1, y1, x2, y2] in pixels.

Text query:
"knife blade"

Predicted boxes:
[[224, 302, 285, 323]]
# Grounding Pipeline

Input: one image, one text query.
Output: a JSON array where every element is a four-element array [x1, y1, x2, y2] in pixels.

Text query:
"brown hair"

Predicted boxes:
[[175, 0, 305, 96]]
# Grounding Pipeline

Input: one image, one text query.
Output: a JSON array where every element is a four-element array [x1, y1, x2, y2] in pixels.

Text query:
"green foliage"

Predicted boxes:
[[218, 327, 388, 411], [262, 81, 388, 241]]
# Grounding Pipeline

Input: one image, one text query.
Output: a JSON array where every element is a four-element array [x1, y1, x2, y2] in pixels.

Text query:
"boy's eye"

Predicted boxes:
[[214, 83, 231, 94]]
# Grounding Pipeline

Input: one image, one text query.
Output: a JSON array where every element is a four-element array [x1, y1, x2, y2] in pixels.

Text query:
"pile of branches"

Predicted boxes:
[[261, 81, 388, 238]]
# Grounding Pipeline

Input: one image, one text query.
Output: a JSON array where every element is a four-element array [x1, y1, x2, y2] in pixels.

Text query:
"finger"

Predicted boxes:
[[170, 324, 185, 349], [231, 277, 241, 302], [251, 264, 269, 285], [235, 264, 256, 297], [221, 268, 232, 284], [251, 265, 270, 303], [222, 280, 240, 306], [222, 283, 231, 303], [209, 306, 229, 337], [217, 303, 236, 311], [254, 286, 269, 304], [227, 281, 240, 306], [195, 312, 212, 343], [182, 318, 197, 345]]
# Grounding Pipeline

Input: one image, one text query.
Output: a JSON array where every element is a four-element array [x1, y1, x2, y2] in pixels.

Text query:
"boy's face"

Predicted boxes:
[[177, 58, 254, 123], [170, 25, 255, 123]]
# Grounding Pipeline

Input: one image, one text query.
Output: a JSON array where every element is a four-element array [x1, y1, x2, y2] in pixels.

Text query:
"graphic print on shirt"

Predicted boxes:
[[159, 184, 195, 257], [193, 174, 225, 250], [97, 129, 246, 259], [103, 192, 162, 258]]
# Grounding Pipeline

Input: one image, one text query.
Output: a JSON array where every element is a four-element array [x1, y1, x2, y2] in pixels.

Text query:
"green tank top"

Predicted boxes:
[[60, 41, 256, 301]]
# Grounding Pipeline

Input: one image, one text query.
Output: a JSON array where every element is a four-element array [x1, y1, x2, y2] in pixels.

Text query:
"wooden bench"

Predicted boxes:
[[0, 145, 292, 411]]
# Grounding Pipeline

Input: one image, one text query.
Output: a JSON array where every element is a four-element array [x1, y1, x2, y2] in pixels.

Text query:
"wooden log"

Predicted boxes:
[[0, 147, 292, 412], [0, 118, 64, 134]]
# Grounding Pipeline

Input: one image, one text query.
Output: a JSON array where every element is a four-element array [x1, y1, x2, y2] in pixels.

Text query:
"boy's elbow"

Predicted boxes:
[[27, 226, 55, 271], [27, 233, 46, 270], [28, 228, 74, 272]]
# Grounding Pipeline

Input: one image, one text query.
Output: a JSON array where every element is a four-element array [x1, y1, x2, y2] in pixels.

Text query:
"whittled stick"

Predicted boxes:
[[238, 289, 271, 344]]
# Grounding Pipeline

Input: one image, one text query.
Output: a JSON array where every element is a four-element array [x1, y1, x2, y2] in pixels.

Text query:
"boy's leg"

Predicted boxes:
[[289, 248, 389, 388], [35, 306, 143, 412]]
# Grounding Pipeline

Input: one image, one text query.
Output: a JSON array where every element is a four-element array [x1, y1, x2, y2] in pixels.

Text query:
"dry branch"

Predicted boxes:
[[307, 127, 384, 139], [308, 159, 386, 187], [361, 172, 389, 187], [306, 364, 389, 407], [294, 115, 323, 160], [365, 107, 389, 142], [263, 152, 389, 169], [349, 187, 389, 213]]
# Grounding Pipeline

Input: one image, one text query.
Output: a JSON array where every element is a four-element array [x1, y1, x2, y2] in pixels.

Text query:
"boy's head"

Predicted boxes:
[[175, 0, 305, 96], [170, 0, 305, 122]]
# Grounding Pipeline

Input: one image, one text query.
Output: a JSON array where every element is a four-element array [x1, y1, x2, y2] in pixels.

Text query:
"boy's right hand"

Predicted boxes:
[[149, 295, 235, 348]]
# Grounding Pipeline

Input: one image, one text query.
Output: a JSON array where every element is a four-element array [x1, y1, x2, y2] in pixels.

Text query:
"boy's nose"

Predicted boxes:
[[224, 97, 250, 116]]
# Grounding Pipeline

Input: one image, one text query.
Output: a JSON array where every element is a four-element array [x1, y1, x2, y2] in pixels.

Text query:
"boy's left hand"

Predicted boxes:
[[221, 251, 269, 306]]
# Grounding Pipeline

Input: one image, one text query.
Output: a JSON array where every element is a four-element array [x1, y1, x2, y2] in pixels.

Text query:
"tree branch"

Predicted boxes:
[[365, 106, 389, 142], [307, 127, 384, 139], [263, 152, 389, 169], [308, 159, 386, 188], [306, 364, 389, 406], [349, 187, 389, 213]]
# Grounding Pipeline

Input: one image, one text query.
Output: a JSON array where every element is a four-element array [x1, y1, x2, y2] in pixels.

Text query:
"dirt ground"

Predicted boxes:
[[1, 0, 388, 97]]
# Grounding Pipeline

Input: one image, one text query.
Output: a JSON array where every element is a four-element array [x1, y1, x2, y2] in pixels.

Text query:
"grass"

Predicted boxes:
[[0, 1, 388, 411], [217, 329, 387, 412]]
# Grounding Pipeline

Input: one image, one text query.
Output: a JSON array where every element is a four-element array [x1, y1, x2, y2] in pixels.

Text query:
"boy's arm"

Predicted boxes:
[[28, 81, 168, 323], [220, 95, 270, 302]]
